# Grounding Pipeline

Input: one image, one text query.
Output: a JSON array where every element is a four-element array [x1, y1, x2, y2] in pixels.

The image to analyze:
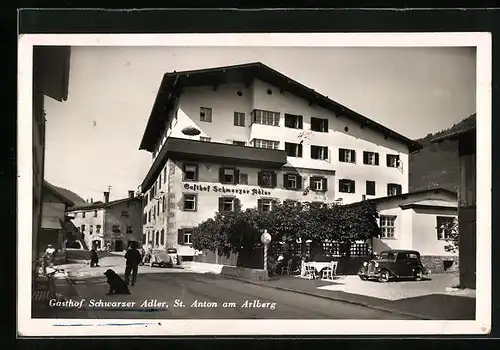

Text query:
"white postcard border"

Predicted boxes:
[[17, 32, 491, 336]]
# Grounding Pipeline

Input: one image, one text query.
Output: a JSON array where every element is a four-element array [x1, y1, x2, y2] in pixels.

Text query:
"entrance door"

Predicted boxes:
[[115, 240, 123, 251]]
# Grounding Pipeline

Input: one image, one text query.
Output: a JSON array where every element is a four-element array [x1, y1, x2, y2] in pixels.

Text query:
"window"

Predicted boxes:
[[219, 197, 239, 212], [143, 213, 147, 224], [363, 151, 379, 166], [339, 179, 355, 193], [387, 183, 402, 196], [253, 139, 279, 150], [284, 113, 303, 129], [159, 172, 162, 186], [219, 167, 239, 184], [200, 107, 212, 122], [311, 145, 328, 160], [89, 225, 93, 234], [183, 194, 197, 211], [94, 210, 98, 217], [163, 196, 166, 212], [163, 166, 167, 184], [285, 142, 303, 157], [386, 154, 400, 168], [183, 164, 198, 181], [240, 173, 248, 185], [81, 224, 85, 232], [437, 216, 455, 240], [232, 141, 246, 146], [258, 198, 273, 212], [112, 225, 120, 233], [366, 181, 376, 196], [121, 211, 129, 217], [96, 225, 101, 233], [310, 176, 327, 192], [157, 203, 160, 215], [234, 112, 245, 127], [200, 136, 211, 142], [160, 229, 165, 245], [339, 148, 356, 163], [252, 109, 280, 126], [148, 210, 151, 223], [310, 117, 328, 132], [126, 225, 133, 234], [380, 215, 396, 238], [284, 173, 302, 190], [82, 212, 86, 218], [155, 231, 159, 246], [258, 171, 276, 188], [184, 231, 192, 245]]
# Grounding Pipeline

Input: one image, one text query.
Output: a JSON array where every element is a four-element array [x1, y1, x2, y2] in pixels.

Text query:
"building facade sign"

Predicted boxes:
[[183, 183, 271, 196]]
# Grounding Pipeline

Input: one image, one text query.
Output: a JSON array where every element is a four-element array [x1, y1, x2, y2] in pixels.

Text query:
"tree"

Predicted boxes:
[[442, 217, 459, 254]]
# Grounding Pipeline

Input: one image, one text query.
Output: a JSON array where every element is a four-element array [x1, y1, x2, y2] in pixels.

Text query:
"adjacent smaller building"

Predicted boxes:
[[67, 191, 142, 251], [358, 188, 458, 273]]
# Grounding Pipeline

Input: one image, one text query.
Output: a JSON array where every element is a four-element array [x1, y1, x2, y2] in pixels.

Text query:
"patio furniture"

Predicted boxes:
[[280, 259, 292, 275], [321, 261, 338, 281], [303, 262, 317, 280]]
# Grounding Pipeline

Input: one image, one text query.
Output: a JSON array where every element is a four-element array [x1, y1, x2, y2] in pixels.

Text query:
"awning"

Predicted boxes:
[[41, 217, 62, 230]]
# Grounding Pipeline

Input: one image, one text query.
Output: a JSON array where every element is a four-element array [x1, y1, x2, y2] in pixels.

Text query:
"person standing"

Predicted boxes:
[[90, 245, 100, 267], [124, 241, 142, 286]]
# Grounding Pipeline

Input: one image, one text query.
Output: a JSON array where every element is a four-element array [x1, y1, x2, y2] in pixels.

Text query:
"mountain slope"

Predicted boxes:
[[409, 114, 475, 193], [45, 181, 87, 207]]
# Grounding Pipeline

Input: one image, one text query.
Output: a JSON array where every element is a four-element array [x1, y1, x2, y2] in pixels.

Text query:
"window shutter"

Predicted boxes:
[[271, 172, 277, 188], [257, 199, 263, 211], [298, 144, 303, 157], [297, 175, 303, 190], [397, 184, 402, 195], [233, 113, 238, 126], [234, 198, 241, 211], [375, 153, 379, 165], [386, 184, 390, 196], [324, 119, 329, 131], [322, 178, 328, 191], [194, 164, 199, 181], [309, 177, 314, 190], [352, 150, 356, 163], [298, 116, 303, 129], [338, 148, 343, 161], [234, 169, 240, 184], [283, 173, 288, 189], [386, 154, 391, 167], [219, 167, 224, 183], [218, 197, 224, 212], [363, 152, 368, 164], [178, 229, 183, 245], [351, 180, 356, 193], [257, 172, 263, 186]]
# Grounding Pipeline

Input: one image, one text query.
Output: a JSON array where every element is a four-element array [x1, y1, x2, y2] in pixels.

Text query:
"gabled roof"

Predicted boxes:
[[43, 181, 75, 207], [68, 197, 140, 211], [432, 113, 476, 143], [139, 62, 422, 153], [43, 181, 87, 207]]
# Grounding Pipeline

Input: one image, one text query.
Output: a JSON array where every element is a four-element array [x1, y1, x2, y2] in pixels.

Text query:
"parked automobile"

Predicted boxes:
[[149, 249, 173, 268], [357, 249, 429, 283], [166, 248, 181, 266]]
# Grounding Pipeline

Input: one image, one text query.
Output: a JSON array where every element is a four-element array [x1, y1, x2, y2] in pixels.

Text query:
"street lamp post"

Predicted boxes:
[[260, 229, 272, 271]]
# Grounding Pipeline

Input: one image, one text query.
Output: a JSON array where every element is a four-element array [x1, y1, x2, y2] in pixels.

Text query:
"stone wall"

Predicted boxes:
[[421, 255, 459, 274]]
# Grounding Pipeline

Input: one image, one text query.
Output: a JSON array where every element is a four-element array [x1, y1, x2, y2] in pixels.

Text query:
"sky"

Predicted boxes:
[[43, 46, 476, 202]]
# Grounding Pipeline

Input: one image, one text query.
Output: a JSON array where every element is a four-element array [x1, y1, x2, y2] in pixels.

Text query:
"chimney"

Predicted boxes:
[[90, 197, 93, 203], [128, 190, 135, 198], [104, 191, 110, 203]]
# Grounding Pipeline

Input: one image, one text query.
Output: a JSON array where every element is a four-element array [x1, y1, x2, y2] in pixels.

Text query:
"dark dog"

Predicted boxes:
[[103, 269, 130, 295]]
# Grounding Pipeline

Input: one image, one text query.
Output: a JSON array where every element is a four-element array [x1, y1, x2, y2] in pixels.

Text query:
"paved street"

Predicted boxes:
[[43, 265, 418, 319]]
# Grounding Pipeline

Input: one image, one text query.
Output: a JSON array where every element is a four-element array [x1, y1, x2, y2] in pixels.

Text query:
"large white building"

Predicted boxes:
[[138, 62, 421, 259]]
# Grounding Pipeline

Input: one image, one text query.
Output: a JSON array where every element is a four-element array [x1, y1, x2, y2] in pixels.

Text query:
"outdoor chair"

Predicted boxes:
[[304, 262, 316, 280], [280, 259, 292, 275], [321, 261, 338, 280]]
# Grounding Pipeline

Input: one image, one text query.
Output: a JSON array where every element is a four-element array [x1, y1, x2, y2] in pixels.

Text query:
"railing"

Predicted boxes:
[[269, 241, 371, 258]]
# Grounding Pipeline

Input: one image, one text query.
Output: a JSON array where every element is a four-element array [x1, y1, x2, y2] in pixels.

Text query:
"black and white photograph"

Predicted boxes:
[[18, 32, 491, 336]]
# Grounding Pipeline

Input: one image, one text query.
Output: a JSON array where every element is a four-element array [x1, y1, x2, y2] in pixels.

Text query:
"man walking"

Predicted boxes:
[[124, 241, 142, 287]]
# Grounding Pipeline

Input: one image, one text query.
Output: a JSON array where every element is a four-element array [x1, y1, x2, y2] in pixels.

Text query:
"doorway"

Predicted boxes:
[[115, 239, 124, 251]]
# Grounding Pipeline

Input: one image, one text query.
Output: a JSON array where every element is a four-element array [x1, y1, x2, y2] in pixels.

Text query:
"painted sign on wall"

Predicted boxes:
[[183, 183, 271, 196]]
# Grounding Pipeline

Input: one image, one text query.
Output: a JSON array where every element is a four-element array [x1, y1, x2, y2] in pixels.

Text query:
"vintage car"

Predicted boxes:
[[149, 249, 174, 268], [166, 247, 181, 266], [358, 249, 429, 283]]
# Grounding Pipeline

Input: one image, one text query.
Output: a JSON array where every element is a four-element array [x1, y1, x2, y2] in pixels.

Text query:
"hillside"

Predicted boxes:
[[45, 181, 87, 207], [409, 114, 475, 193]]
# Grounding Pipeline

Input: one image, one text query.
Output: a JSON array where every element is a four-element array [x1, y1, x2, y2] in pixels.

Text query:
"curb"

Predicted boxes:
[[206, 272, 434, 320]]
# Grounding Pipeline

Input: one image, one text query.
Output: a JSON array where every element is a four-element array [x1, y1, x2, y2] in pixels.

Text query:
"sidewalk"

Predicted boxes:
[[204, 272, 476, 320]]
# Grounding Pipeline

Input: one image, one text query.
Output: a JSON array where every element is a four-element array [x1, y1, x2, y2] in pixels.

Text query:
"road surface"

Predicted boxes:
[[43, 269, 417, 319]]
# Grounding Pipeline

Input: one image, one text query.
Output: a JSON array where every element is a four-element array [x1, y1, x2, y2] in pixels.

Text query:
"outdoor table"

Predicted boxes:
[[300, 261, 332, 278]]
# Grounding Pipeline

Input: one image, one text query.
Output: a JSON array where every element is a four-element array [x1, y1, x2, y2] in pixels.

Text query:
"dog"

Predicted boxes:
[[103, 269, 131, 295]]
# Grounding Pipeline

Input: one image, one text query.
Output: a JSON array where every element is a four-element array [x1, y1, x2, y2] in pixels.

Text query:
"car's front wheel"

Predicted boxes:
[[378, 269, 390, 283], [413, 268, 424, 281]]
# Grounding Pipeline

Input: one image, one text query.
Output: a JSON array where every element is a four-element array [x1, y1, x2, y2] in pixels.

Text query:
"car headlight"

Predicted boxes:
[[374, 262, 379, 268], [363, 261, 368, 267]]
